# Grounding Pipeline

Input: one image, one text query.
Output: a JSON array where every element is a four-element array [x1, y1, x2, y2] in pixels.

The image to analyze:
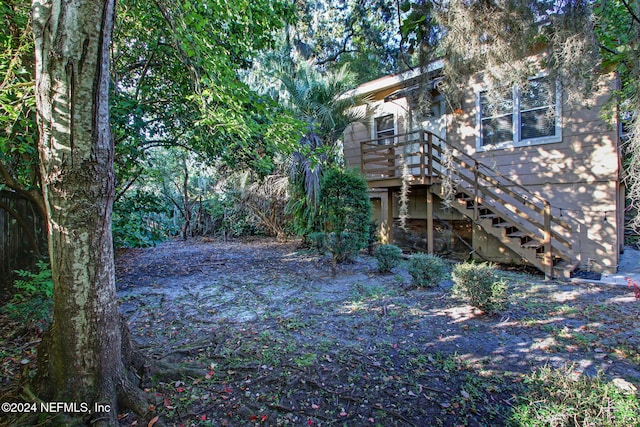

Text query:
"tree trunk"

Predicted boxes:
[[181, 161, 191, 240], [31, 1, 145, 424]]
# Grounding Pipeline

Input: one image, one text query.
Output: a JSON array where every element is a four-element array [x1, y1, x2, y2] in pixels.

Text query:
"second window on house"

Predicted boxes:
[[477, 77, 561, 149], [375, 114, 395, 145]]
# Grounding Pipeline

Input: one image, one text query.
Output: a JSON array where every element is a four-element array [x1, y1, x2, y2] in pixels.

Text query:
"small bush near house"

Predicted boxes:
[[374, 244, 403, 273], [452, 262, 506, 313], [511, 364, 640, 427], [318, 168, 372, 269], [408, 253, 448, 288], [308, 232, 326, 253]]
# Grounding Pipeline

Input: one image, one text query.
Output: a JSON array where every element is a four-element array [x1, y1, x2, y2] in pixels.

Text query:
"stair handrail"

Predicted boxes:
[[421, 131, 573, 261], [425, 136, 571, 231], [358, 129, 574, 274]]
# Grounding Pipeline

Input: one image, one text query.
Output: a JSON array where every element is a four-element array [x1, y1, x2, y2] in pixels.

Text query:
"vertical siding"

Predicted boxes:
[[449, 71, 622, 272], [0, 191, 47, 296]]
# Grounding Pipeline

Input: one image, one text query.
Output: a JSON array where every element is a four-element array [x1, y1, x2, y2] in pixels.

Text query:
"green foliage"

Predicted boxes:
[[113, 190, 176, 248], [511, 364, 640, 427], [308, 231, 327, 253], [287, 0, 401, 81], [452, 262, 507, 313], [282, 63, 368, 240], [111, 0, 299, 213], [287, 171, 323, 239], [317, 168, 372, 266], [407, 253, 448, 288], [374, 244, 403, 273], [0, 1, 39, 194], [216, 194, 261, 238], [2, 260, 52, 326], [398, 0, 439, 61]]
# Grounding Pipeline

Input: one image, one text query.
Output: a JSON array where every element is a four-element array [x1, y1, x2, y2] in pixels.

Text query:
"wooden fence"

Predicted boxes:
[[0, 191, 47, 296]]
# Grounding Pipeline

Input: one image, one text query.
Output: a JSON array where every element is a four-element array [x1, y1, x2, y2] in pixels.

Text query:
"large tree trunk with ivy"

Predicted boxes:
[[31, 0, 147, 424]]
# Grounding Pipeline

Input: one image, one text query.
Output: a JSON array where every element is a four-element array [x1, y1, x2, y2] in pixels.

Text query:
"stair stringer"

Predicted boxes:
[[432, 184, 576, 278]]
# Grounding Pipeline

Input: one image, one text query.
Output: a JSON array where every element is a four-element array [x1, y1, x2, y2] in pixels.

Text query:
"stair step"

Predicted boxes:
[[536, 252, 562, 262], [507, 231, 528, 238], [492, 222, 512, 228], [479, 213, 499, 219], [521, 241, 542, 249]]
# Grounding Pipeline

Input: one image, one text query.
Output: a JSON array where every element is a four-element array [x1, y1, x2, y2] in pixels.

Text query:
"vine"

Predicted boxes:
[[440, 146, 457, 208], [398, 154, 411, 231]]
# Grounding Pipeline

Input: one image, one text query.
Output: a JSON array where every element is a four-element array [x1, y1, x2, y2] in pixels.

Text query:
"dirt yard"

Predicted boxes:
[[112, 237, 640, 427]]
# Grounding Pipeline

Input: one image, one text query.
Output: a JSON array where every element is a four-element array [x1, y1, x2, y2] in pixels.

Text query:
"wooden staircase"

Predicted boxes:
[[360, 130, 577, 279], [447, 189, 576, 278]]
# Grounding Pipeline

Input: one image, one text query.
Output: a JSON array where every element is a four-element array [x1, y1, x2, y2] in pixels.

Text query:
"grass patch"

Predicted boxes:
[[511, 364, 640, 427]]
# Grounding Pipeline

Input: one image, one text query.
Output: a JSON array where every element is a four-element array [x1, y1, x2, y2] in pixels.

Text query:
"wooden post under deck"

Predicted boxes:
[[427, 188, 434, 254], [387, 188, 394, 244], [543, 201, 552, 280]]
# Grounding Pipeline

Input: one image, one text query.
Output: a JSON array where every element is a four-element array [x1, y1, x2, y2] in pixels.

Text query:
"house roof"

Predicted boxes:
[[346, 59, 444, 98]]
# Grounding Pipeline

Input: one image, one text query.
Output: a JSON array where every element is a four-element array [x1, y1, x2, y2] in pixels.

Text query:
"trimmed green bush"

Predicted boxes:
[[318, 168, 372, 268], [451, 262, 507, 313], [408, 253, 448, 288], [374, 244, 403, 272]]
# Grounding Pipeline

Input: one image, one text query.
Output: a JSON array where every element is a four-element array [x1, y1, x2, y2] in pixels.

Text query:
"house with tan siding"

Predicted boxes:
[[343, 60, 624, 278]]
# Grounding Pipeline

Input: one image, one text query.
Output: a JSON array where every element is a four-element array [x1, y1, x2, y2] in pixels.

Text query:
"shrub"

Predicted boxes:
[[308, 232, 326, 253], [511, 364, 640, 427], [2, 260, 53, 327], [113, 190, 175, 248], [408, 253, 448, 288], [375, 244, 403, 272], [451, 262, 507, 313], [318, 168, 372, 269]]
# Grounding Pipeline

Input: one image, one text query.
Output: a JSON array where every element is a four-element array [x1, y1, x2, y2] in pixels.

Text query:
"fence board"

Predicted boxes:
[[0, 191, 47, 296]]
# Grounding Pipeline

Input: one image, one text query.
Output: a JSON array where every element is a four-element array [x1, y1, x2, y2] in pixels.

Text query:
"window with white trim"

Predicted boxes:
[[477, 77, 561, 149], [375, 114, 395, 145]]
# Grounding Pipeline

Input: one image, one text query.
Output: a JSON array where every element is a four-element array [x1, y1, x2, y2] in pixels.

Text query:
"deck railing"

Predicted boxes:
[[360, 131, 440, 180], [360, 130, 574, 277]]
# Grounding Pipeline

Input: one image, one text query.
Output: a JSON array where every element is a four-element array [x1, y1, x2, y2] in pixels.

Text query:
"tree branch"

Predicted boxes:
[[134, 39, 160, 101], [115, 173, 141, 203], [620, 0, 640, 25], [0, 160, 45, 220], [316, 24, 357, 66]]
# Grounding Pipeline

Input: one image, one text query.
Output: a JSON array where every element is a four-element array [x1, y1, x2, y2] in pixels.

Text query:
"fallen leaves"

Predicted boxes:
[[102, 239, 640, 427]]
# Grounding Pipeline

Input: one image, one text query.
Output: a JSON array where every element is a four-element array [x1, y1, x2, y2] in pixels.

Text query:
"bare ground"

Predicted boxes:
[[113, 237, 640, 427], [1, 237, 638, 426]]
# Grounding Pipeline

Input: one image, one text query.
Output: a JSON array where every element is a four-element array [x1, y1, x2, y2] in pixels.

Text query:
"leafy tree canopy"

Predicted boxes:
[[112, 0, 301, 194], [0, 1, 41, 213], [285, 0, 406, 81]]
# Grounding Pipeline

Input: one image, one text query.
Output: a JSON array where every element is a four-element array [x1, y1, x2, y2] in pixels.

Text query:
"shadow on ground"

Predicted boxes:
[[113, 238, 640, 426]]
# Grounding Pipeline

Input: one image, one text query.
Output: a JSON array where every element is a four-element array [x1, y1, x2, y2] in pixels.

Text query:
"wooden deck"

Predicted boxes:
[[357, 129, 575, 279]]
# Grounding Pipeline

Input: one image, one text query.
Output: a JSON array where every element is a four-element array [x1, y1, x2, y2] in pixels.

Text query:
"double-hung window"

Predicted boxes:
[[375, 114, 395, 145], [477, 77, 561, 149]]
